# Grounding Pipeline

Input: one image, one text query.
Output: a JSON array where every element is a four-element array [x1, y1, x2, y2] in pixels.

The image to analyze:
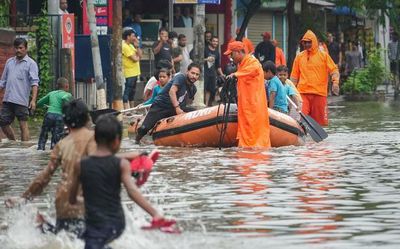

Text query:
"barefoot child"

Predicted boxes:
[[69, 114, 169, 248], [37, 77, 72, 150], [6, 99, 143, 236]]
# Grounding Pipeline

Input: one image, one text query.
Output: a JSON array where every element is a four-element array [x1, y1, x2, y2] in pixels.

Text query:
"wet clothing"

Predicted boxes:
[[290, 30, 339, 126], [37, 113, 65, 150], [55, 218, 85, 237], [37, 89, 72, 150], [83, 222, 124, 249], [266, 76, 288, 113], [37, 90, 72, 115], [80, 155, 125, 249], [0, 55, 39, 107], [152, 41, 172, 68], [23, 128, 97, 220], [254, 41, 276, 64], [81, 156, 124, 227], [0, 102, 29, 126], [301, 93, 328, 126], [137, 73, 196, 138], [275, 47, 286, 66], [290, 30, 339, 97], [234, 54, 271, 148]]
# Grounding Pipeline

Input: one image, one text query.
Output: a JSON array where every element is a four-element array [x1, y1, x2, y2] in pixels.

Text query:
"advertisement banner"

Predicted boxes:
[[62, 14, 75, 84]]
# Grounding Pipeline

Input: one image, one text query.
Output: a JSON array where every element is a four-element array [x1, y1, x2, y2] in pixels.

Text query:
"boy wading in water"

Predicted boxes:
[[37, 77, 72, 150], [69, 115, 167, 249]]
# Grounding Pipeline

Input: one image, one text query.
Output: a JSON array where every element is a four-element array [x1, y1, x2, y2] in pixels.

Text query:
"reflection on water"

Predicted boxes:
[[1, 100, 400, 248]]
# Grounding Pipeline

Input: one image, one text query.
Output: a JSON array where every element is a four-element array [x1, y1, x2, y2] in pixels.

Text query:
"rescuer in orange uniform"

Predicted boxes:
[[290, 30, 340, 126], [224, 41, 271, 148], [272, 39, 286, 66], [228, 28, 255, 54]]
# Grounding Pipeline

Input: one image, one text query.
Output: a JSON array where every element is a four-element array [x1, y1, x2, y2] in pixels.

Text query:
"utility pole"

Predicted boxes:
[[86, 0, 107, 109], [112, 0, 123, 112], [192, 4, 206, 107]]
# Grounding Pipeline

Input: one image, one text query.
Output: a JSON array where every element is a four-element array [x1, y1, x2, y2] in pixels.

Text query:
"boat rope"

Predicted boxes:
[[218, 76, 237, 150]]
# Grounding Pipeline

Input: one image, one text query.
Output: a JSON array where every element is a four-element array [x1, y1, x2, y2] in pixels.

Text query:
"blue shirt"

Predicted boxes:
[[266, 75, 288, 113], [0, 55, 39, 107], [144, 85, 163, 105]]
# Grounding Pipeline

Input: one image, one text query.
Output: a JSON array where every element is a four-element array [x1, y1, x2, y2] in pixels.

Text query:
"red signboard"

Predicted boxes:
[[62, 14, 75, 83], [95, 6, 108, 16]]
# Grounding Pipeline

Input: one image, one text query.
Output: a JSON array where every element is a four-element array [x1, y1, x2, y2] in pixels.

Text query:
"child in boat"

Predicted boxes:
[[276, 65, 302, 120], [69, 114, 171, 248], [262, 61, 289, 113], [143, 68, 171, 105], [37, 77, 72, 150]]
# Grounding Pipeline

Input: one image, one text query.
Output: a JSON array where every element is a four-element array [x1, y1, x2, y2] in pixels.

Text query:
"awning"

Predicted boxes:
[[308, 0, 335, 7]]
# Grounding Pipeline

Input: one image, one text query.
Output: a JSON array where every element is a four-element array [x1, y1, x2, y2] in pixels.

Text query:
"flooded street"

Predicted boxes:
[[1, 98, 400, 249]]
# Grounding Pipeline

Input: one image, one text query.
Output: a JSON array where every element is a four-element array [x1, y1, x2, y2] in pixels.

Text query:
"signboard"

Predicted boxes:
[[95, 6, 108, 16], [174, 0, 197, 3], [174, 0, 220, 3], [94, 0, 107, 6], [198, 0, 220, 4], [62, 14, 75, 85]]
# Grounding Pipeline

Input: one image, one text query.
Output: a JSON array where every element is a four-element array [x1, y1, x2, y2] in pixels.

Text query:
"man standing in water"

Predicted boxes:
[[290, 30, 339, 126], [0, 37, 39, 141], [225, 41, 271, 148]]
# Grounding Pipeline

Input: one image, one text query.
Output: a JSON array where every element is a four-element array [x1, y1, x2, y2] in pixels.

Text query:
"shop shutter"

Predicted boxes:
[[247, 11, 273, 46]]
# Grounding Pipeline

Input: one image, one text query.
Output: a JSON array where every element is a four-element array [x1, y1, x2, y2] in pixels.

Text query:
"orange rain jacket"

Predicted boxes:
[[275, 46, 286, 66], [234, 54, 271, 148], [290, 30, 339, 97]]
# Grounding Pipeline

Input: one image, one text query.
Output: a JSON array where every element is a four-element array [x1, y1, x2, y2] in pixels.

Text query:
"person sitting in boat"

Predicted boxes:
[[262, 60, 289, 114], [143, 60, 173, 101], [135, 62, 201, 144], [276, 65, 302, 120], [143, 68, 171, 106]]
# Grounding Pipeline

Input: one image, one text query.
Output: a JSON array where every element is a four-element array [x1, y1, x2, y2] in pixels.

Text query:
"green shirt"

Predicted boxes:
[[37, 90, 73, 115]]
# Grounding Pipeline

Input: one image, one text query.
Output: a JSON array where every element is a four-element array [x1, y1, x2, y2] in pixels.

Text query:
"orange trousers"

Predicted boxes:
[[300, 94, 328, 126]]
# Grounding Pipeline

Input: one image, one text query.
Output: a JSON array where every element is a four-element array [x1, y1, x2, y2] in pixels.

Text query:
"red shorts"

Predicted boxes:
[[300, 94, 328, 126]]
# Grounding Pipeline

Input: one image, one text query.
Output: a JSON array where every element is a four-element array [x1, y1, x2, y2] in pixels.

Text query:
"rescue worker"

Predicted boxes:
[[290, 30, 340, 126], [224, 41, 271, 148]]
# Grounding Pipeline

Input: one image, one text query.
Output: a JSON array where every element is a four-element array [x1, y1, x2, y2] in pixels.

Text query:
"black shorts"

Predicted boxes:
[[0, 102, 29, 126], [204, 75, 217, 94]]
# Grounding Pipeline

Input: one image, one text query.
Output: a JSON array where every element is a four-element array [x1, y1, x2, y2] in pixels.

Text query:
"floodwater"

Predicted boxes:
[[0, 98, 400, 249]]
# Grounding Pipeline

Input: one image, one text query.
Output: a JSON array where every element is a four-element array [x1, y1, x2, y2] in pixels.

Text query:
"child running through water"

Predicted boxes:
[[5, 99, 144, 236], [69, 114, 171, 249], [37, 77, 72, 150], [143, 68, 171, 105], [276, 65, 303, 120]]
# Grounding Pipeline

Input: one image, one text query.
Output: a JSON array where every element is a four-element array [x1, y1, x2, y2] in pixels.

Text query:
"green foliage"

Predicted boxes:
[[343, 48, 387, 94], [0, 0, 10, 27], [28, 6, 54, 116]]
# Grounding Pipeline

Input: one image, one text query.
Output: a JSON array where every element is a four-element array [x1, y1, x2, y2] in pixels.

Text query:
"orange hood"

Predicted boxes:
[[301, 30, 318, 54]]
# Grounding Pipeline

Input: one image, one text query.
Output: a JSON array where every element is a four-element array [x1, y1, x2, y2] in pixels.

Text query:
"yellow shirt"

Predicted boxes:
[[122, 41, 140, 78]]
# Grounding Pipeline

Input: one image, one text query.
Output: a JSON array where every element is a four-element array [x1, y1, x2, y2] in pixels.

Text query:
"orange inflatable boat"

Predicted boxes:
[[130, 104, 306, 148]]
